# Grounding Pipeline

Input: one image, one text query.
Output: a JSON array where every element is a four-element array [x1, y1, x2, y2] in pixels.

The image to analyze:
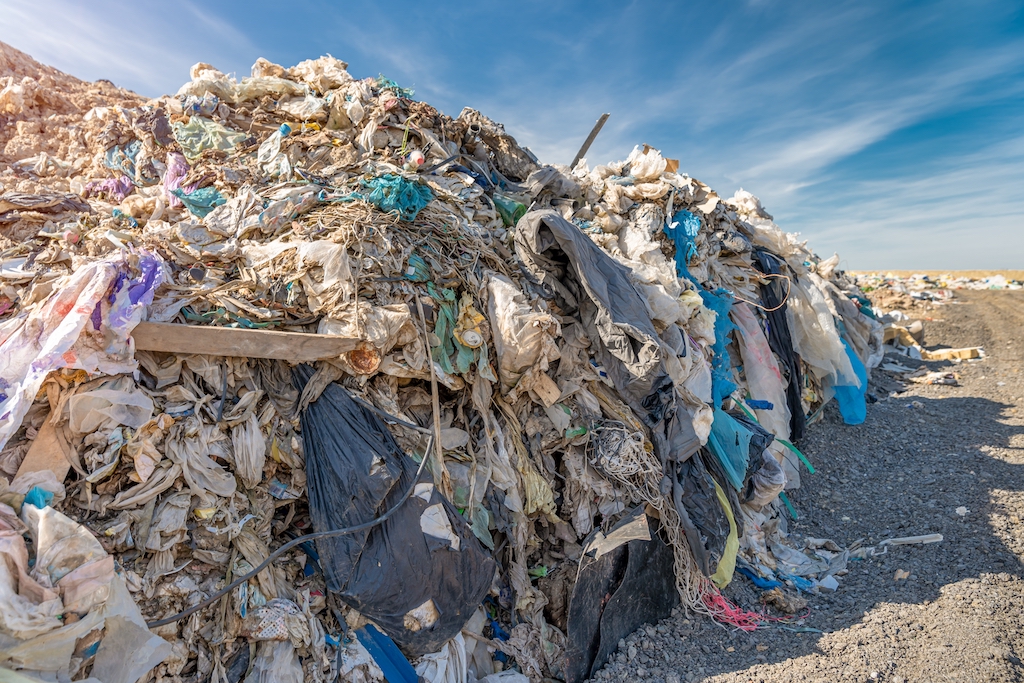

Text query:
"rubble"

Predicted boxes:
[[1, 40, 887, 682]]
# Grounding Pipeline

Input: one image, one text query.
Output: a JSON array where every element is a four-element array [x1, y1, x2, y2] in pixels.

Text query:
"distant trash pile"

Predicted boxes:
[[1, 44, 886, 683]]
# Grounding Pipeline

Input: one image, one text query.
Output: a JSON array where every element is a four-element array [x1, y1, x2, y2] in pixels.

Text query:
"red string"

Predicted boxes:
[[701, 585, 813, 631], [701, 587, 765, 632]]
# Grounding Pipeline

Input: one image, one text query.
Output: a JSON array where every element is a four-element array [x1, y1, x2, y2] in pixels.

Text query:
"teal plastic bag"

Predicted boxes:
[[172, 186, 226, 218], [834, 338, 867, 425], [707, 406, 752, 491]]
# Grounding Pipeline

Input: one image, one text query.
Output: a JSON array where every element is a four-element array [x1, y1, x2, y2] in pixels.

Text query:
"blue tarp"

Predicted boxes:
[[700, 287, 738, 407], [834, 338, 868, 425]]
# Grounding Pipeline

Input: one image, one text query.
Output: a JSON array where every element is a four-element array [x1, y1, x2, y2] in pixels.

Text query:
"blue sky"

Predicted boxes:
[[2, 0, 1022, 269]]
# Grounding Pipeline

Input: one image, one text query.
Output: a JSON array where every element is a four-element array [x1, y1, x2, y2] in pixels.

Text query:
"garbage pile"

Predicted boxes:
[[853, 274, 986, 388], [1, 42, 885, 683], [856, 271, 1022, 312]]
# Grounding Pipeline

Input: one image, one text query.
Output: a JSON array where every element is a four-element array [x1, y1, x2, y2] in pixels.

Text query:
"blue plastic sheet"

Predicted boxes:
[[745, 399, 774, 410], [834, 338, 867, 425], [707, 406, 753, 491], [172, 186, 226, 218], [355, 625, 417, 683], [664, 209, 701, 282], [699, 288, 737, 407], [736, 565, 783, 590]]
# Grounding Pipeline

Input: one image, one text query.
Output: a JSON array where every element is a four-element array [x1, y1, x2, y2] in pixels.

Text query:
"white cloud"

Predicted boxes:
[[779, 136, 1024, 269]]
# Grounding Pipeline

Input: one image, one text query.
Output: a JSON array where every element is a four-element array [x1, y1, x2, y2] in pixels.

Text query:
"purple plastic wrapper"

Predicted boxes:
[[163, 152, 191, 208], [85, 176, 135, 202]]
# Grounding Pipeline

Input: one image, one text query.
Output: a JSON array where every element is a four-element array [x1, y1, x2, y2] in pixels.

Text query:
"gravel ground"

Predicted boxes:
[[595, 289, 1024, 683]]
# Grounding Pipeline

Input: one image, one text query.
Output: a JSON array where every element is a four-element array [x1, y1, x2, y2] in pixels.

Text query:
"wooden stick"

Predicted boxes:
[[16, 416, 72, 482], [131, 322, 358, 361]]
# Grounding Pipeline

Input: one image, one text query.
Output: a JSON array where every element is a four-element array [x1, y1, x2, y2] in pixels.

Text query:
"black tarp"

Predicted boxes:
[[564, 509, 679, 683], [515, 209, 700, 466], [753, 248, 806, 442], [294, 364, 495, 654]]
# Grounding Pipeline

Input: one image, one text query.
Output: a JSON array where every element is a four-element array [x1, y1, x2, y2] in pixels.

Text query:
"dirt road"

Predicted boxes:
[[597, 290, 1024, 683]]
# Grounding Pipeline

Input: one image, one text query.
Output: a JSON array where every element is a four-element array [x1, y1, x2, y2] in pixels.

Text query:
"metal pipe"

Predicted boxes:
[[570, 113, 610, 170]]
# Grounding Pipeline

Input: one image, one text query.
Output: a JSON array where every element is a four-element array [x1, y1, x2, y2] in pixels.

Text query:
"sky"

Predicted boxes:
[[2, 0, 1022, 270]]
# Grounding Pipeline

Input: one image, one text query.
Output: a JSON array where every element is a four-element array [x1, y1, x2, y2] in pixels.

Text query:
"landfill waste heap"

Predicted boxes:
[[0, 41, 886, 683]]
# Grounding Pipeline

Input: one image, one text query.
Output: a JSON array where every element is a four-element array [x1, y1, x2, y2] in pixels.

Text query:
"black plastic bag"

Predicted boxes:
[[564, 508, 678, 683], [753, 248, 806, 441], [294, 364, 496, 654]]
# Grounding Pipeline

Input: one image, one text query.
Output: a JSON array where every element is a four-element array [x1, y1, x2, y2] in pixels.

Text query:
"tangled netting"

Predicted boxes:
[[588, 421, 765, 630], [356, 173, 434, 221]]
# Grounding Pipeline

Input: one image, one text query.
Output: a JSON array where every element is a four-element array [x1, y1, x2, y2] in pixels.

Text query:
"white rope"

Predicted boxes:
[[588, 422, 714, 614]]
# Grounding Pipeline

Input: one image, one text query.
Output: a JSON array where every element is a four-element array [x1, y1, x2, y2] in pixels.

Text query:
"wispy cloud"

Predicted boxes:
[[782, 135, 1024, 269]]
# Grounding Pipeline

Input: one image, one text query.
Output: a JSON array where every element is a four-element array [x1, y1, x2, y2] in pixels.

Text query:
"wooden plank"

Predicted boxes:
[[921, 347, 982, 361], [16, 417, 71, 483], [131, 322, 359, 361]]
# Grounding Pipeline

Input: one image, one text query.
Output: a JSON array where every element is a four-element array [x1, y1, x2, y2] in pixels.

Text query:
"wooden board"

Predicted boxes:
[[131, 322, 359, 361], [16, 417, 72, 482]]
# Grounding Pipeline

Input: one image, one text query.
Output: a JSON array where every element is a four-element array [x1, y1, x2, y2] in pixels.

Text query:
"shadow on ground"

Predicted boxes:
[[680, 392, 1024, 678]]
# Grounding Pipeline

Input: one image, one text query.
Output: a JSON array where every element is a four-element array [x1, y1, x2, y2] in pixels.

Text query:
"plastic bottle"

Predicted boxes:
[[257, 123, 292, 166], [492, 193, 526, 227], [258, 124, 293, 177]]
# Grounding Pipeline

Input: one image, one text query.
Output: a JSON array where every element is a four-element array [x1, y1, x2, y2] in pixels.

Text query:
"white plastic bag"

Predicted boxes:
[[625, 145, 667, 181], [245, 640, 303, 683], [69, 385, 154, 435], [786, 275, 855, 383], [289, 55, 353, 92], [232, 412, 267, 489], [0, 518, 64, 640], [415, 633, 468, 683], [277, 94, 327, 121], [731, 303, 791, 440], [485, 274, 561, 392]]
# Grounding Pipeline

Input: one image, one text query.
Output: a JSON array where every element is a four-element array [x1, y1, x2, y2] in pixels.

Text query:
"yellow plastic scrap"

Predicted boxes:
[[711, 480, 739, 589], [452, 292, 486, 349], [194, 507, 218, 520], [520, 464, 559, 521], [497, 397, 561, 522]]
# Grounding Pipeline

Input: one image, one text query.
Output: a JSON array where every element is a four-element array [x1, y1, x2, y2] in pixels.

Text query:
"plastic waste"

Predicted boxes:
[[245, 640, 303, 683], [492, 193, 526, 227], [69, 384, 154, 435], [277, 93, 327, 121], [414, 632, 467, 683], [294, 365, 495, 654], [0, 42, 902, 680], [257, 123, 293, 178], [171, 116, 247, 160], [0, 253, 162, 451], [356, 624, 418, 683], [731, 303, 791, 439], [833, 338, 868, 425], [565, 509, 678, 683]]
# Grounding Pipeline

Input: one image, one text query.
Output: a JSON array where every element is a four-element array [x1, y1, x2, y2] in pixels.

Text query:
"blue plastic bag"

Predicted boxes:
[[707, 406, 753, 491], [664, 209, 701, 282], [699, 288, 737, 408], [833, 338, 867, 425]]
